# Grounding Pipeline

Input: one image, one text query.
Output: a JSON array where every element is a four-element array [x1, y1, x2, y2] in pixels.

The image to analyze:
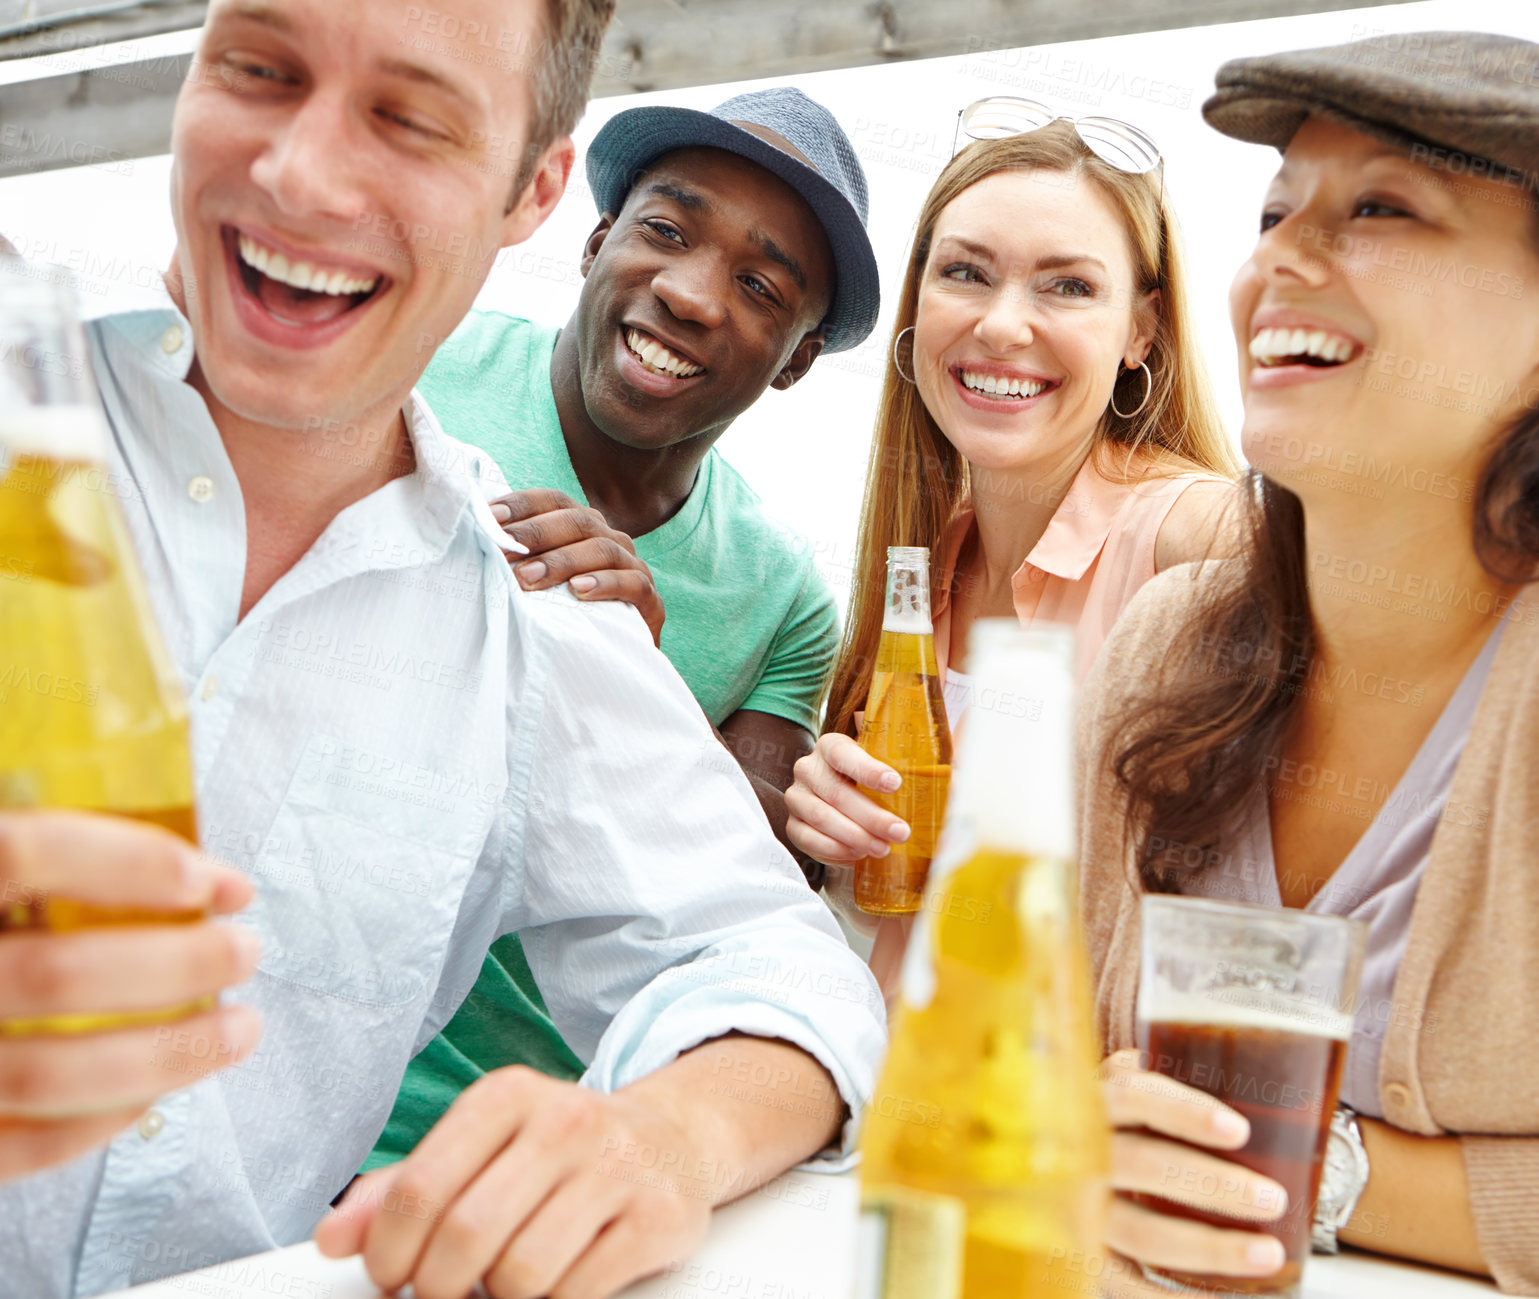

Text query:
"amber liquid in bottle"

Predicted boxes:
[[855, 547, 952, 916], [0, 430, 205, 1035], [858, 623, 1108, 1299]]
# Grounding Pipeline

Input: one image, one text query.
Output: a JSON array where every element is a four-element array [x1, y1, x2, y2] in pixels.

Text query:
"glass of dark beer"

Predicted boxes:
[[1134, 896, 1366, 1298]]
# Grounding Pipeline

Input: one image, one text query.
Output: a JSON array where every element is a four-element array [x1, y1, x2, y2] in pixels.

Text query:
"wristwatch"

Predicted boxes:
[[1313, 1106, 1370, 1254]]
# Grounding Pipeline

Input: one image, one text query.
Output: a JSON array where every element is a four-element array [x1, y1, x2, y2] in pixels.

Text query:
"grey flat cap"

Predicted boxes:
[[1204, 32, 1539, 185]]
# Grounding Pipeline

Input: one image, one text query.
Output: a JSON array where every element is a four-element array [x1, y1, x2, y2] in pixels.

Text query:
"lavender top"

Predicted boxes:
[[1184, 620, 1507, 1116]]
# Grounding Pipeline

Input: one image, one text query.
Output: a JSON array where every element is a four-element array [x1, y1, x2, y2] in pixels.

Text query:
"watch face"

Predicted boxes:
[[1324, 1132, 1353, 1182], [1319, 1116, 1369, 1226]]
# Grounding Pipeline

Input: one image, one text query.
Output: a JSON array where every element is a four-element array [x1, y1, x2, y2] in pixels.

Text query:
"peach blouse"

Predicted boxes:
[[866, 451, 1229, 1002], [931, 451, 1228, 683]]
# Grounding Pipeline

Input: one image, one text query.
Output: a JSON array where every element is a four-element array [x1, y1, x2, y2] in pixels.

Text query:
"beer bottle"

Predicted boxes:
[[0, 267, 204, 1032], [858, 622, 1108, 1299], [854, 546, 952, 915]]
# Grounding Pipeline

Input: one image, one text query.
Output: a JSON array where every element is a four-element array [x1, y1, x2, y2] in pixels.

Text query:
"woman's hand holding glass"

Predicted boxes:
[[784, 733, 912, 868], [1100, 1048, 1292, 1294]]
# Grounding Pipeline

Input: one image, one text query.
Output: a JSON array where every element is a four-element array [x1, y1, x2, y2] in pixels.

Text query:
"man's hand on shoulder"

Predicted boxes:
[[492, 489, 665, 646]]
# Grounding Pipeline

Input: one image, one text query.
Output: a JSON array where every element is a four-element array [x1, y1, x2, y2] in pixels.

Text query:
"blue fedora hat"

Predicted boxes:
[[585, 87, 880, 353]]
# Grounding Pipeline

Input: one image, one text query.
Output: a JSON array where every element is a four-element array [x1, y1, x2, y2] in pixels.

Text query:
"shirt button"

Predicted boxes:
[[137, 1110, 166, 1141], [187, 476, 215, 503], [160, 325, 184, 355], [201, 675, 219, 702], [1383, 1081, 1412, 1110]]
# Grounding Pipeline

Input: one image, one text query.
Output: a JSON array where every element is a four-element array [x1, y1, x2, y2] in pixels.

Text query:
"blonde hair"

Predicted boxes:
[[824, 124, 1238, 739]]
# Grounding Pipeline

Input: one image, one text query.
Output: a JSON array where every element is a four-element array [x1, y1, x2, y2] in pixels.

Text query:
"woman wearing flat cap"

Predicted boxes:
[[1079, 31, 1539, 1295]]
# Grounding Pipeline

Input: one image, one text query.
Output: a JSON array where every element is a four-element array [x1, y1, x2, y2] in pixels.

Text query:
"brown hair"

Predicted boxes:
[[511, 0, 616, 195], [823, 124, 1238, 741]]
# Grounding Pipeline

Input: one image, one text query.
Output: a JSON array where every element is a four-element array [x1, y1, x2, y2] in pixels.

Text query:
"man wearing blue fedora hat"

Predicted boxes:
[[367, 85, 881, 1175]]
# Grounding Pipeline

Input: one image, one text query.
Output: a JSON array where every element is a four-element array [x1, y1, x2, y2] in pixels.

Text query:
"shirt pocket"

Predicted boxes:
[[244, 733, 480, 1007]]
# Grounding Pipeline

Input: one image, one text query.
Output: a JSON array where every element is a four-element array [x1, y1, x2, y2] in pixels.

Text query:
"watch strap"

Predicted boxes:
[[1312, 1106, 1369, 1254]]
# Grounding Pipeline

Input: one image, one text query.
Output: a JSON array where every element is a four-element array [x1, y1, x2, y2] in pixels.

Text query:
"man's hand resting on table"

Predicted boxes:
[[316, 1035, 844, 1299], [492, 489, 665, 646], [0, 811, 262, 1182]]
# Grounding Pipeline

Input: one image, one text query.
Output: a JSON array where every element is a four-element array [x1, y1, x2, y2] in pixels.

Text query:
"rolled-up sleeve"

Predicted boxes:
[[501, 589, 887, 1160]]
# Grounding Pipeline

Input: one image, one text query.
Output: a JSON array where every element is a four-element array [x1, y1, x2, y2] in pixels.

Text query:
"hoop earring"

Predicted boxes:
[[892, 326, 916, 384], [1110, 359, 1152, 419]]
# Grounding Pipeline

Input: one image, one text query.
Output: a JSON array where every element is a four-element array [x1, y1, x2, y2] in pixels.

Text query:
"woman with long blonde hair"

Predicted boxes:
[[786, 111, 1238, 962]]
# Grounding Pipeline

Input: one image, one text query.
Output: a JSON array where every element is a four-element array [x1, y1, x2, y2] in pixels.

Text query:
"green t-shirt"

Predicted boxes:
[[364, 311, 839, 1171]]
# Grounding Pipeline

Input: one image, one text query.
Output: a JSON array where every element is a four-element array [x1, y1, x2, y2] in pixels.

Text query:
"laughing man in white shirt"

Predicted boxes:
[[0, 2, 884, 1297]]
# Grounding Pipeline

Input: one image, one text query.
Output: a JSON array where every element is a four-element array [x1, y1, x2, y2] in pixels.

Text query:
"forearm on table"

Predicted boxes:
[[617, 1033, 845, 1207], [1339, 1116, 1489, 1278]]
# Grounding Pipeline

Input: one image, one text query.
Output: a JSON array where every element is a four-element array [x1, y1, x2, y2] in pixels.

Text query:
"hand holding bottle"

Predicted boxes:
[[785, 732, 911, 866], [788, 547, 949, 917], [0, 811, 262, 1181]]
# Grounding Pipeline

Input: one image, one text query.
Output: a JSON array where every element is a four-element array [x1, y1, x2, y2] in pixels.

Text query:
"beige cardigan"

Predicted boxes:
[[1077, 561, 1539, 1295]]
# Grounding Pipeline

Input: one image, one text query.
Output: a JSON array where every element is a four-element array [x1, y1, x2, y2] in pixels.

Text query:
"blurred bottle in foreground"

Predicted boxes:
[[854, 545, 952, 915], [858, 621, 1108, 1298], [0, 265, 204, 1032]]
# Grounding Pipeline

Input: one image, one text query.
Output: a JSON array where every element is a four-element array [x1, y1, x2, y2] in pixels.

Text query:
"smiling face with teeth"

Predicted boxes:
[[557, 147, 834, 453], [910, 168, 1158, 481], [1231, 117, 1539, 502], [166, 0, 571, 438]]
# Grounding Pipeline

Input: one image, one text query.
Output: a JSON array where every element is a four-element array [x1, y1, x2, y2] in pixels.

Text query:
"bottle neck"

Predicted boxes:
[[882, 555, 934, 635], [1, 275, 106, 436], [0, 405, 109, 466], [947, 638, 1075, 861], [897, 630, 1080, 1013], [1, 277, 111, 466]]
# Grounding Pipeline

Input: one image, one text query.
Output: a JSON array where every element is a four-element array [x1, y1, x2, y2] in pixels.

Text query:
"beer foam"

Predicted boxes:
[[881, 609, 934, 634], [0, 405, 108, 462], [1140, 989, 1353, 1041]]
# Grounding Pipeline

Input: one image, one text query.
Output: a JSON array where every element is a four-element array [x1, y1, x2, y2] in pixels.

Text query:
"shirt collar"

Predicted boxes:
[[1023, 448, 1138, 583], [95, 299, 519, 564], [97, 303, 198, 382], [934, 447, 1139, 616], [407, 390, 526, 559]]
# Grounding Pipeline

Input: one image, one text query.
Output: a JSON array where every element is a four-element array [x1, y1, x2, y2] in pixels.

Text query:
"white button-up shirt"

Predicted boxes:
[[0, 307, 884, 1299]]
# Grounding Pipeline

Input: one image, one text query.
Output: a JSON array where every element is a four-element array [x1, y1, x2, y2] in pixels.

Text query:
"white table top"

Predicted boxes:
[[110, 1170, 1496, 1299]]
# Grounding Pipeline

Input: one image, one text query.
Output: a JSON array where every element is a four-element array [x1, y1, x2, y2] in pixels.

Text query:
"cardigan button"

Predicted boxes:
[[1383, 1081, 1412, 1110]]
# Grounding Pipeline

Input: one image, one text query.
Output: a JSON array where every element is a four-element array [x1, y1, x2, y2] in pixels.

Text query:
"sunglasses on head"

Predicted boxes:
[[947, 95, 1167, 294], [953, 96, 1163, 188]]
